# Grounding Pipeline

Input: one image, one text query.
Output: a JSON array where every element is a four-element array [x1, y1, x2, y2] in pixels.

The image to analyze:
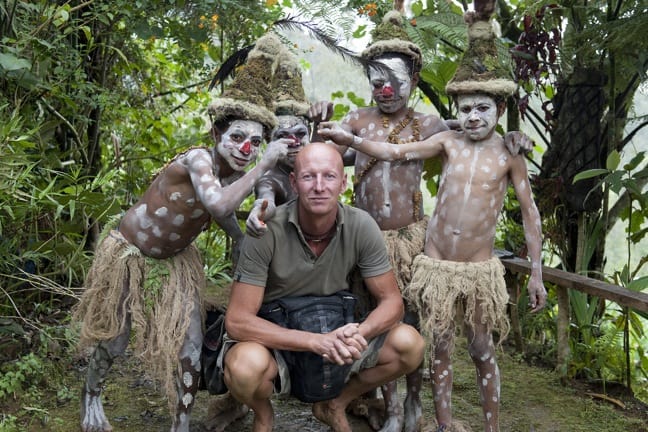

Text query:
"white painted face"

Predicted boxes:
[[457, 94, 500, 141], [216, 119, 264, 171], [273, 115, 309, 168], [368, 56, 413, 113]]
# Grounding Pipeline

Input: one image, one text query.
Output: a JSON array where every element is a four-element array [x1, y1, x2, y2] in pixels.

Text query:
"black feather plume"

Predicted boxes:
[[271, 15, 394, 78], [208, 44, 255, 91], [272, 16, 358, 64], [208, 15, 397, 93]]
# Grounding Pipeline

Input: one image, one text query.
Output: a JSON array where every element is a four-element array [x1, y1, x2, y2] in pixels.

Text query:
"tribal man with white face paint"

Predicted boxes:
[[245, 114, 311, 237], [74, 31, 290, 432], [319, 91, 546, 432], [203, 115, 314, 432], [310, 48, 449, 432], [74, 114, 290, 432]]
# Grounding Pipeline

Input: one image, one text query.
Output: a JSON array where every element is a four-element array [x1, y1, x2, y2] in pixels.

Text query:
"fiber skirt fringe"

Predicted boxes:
[[405, 255, 510, 352], [73, 230, 205, 413]]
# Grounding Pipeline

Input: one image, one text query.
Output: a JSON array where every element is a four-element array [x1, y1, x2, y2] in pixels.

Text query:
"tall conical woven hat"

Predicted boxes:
[[361, 10, 422, 73], [445, 0, 517, 96], [272, 48, 309, 118], [208, 33, 281, 133]]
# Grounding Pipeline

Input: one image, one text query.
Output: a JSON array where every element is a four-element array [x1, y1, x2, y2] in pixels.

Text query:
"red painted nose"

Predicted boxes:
[[382, 85, 394, 98], [288, 135, 300, 146], [239, 140, 251, 156]]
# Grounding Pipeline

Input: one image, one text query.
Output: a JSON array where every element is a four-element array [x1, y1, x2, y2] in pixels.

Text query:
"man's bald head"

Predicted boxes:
[[294, 142, 344, 176]]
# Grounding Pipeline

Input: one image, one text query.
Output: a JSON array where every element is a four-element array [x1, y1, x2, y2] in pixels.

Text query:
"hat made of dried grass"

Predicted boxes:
[[445, 4, 517, 97], [361, 10, 422, 72], [208, 33, 281, 132], [272, 48, 310, 118]]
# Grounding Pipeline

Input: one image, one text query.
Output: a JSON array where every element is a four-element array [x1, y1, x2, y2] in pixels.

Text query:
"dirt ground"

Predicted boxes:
[[7, 336, 646, 432], [3, 286, 647, 431]]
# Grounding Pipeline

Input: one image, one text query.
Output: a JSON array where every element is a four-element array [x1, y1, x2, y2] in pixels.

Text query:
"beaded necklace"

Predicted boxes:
[[383, 108, 421, 144], [353, 108, 423, 221]]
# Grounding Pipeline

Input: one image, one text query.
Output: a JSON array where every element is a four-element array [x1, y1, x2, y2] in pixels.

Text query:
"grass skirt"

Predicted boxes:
[[405, 255, 509, 352], [73, 230, 205, 413], [382, 218, 427, 292], [351, 219, 427, 319]]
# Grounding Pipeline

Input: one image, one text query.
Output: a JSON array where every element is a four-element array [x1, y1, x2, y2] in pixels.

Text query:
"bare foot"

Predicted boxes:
[[403, 392, 422, 432], [204, 392, 250, 432], [80, 387, 113, 432], [313, 400, 352, 432]]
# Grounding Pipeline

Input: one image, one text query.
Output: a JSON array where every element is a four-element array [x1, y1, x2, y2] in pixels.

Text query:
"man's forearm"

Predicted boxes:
[[358, 296, 404, 340]]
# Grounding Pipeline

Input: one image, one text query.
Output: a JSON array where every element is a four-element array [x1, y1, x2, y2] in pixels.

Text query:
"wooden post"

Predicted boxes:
[[504, 271, 524, 351], [555, 285, 570, 383]]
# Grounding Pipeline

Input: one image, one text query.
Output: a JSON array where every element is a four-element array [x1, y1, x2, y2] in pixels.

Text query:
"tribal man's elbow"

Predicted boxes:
[[207, 205, 237, 220]]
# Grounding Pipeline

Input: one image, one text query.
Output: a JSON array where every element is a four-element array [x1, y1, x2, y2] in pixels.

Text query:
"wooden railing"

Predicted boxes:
[[500, 255, 648, 376]]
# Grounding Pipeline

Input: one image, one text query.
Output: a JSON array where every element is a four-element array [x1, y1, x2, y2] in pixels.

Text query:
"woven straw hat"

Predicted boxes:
[[361, 10, 422, 73], [272, 48, 309, 118], [208, 33, 281, 133], [445, 2, 517, 97]]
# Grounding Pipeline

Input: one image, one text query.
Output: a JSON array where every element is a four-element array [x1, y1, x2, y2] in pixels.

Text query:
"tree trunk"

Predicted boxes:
[[538, 67, 607, 273]]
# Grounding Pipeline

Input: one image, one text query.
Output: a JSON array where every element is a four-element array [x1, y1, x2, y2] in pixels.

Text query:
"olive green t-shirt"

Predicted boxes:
[[234, 200, 392, 303]]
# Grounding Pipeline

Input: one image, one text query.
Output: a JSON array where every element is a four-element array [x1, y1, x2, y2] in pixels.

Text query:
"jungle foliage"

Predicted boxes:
[[1, 0, 647, 421]]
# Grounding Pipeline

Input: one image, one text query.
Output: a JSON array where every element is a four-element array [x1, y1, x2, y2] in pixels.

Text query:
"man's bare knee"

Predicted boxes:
[[224, 343, 276, 395], [384, 324, 425, 371]]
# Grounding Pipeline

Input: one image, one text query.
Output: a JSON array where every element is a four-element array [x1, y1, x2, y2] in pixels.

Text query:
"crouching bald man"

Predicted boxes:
[[222, 142, 425, 432]]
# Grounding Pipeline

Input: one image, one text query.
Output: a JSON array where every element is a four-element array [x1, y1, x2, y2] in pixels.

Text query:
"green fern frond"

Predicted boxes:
[[593, 325, 622, 356], [407, 13, 466, 53], [291, 0, 357, 35]]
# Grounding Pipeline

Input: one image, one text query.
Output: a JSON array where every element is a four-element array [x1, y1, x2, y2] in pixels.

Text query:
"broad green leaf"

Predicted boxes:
[[634, 165, 648, 180], [53, 8, 70, 27], [606, 170, 625, 194], [624, 151, 645, 171], [353, 24, 367, 39], [606, 149, 621, 171], [627, 276, 648, 292], [572, 169, 608, 183], [411, 1, 423, 16], [0, 53, 31, 71], [346, 91, 367, 108]]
